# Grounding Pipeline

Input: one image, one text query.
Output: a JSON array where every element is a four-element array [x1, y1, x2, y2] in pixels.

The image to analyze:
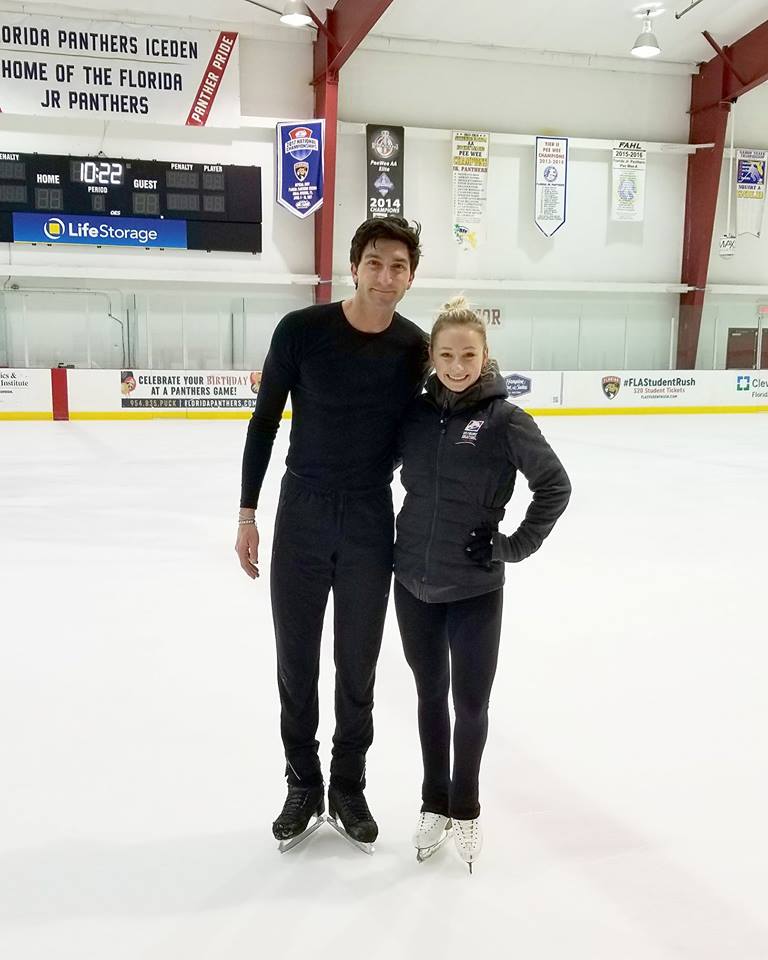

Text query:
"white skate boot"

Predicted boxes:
[[453, 818, 482, 874], [412, 812, 452, 863]]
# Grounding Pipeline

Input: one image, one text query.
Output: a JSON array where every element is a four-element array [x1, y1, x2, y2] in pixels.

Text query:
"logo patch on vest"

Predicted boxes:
[[457, 419, 485, 445]]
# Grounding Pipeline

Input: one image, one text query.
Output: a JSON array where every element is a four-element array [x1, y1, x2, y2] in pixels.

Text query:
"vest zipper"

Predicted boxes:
[[422, 404, 448, 586]]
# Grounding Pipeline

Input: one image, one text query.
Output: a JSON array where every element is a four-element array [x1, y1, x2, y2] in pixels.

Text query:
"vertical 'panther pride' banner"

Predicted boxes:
[[534, 136, 568, 237], [366, 124, 404, 219], [276, 120, 324, 219]]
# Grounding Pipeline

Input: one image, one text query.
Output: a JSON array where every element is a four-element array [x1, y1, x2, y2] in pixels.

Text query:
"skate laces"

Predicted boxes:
[[419, 812, 442, 831], [337, 790, 373, 821], [456, 819, 479, 846], [282, 787, 314, 817]]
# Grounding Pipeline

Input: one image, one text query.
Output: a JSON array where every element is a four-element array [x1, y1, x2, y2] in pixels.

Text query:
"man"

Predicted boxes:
[[236, 218, 427, 849]]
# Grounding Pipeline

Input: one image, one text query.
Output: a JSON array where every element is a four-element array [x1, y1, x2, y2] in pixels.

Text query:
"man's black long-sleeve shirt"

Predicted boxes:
[[240, 302, 428, 509]]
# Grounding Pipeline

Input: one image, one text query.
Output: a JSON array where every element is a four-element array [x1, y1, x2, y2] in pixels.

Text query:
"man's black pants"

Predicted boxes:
[[271, 471, 394, 791], [394, 580, 503, 820]]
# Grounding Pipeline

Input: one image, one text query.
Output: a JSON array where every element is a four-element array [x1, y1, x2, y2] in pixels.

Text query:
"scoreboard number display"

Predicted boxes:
[[0, 151, 262, 253]]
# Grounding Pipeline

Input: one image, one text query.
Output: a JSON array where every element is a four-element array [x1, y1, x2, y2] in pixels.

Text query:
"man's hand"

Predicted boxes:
[[235, 520, 260, 579]]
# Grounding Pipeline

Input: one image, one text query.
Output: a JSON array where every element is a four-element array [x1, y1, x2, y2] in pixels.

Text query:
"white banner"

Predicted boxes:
[[736, 148, 767, 238], [0, 368, 51, 414], [452, 131, 490, 251], [534, 137, 568, 237], [563, 370, 768, 409], [0, 14, 239, 126], [117, 369, 260, 410], [611, 140, 646, 222], [66, 369, 264, 415]]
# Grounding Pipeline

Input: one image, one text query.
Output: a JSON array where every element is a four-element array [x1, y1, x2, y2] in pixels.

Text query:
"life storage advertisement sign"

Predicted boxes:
[[0, 15, 239, 126]]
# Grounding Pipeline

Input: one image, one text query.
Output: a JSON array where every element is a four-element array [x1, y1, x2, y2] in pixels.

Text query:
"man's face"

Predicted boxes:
[[351, 239, 414, 308]]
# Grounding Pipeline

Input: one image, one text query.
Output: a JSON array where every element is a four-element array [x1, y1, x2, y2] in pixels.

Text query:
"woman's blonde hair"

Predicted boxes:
[[430, 295, 490, 369]]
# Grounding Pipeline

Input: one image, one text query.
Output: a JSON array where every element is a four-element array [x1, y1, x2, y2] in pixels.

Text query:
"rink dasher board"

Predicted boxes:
[[0, 368, 53, 418], [1, 368, 767, 419], [558, 370, 768, 415]]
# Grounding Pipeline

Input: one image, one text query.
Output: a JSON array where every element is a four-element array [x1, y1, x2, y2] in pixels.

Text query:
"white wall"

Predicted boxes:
[[338, 51, 692, 143], [332, 48, 692, 369], [707, 85, 768, 287], [0, 24, 318, 369], [0, 31, 317, 280], [6, 12, 768, 371]]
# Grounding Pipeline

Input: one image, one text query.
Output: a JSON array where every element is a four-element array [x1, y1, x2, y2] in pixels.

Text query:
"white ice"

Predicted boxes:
[[1, 414, 767, 960]]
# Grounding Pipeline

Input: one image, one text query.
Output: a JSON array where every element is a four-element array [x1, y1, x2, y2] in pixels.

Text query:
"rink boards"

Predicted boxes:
[[1, 367, 767, 419]]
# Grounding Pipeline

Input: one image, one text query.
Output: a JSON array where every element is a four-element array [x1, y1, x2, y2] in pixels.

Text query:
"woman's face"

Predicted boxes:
[[431, 325, 487, 393]]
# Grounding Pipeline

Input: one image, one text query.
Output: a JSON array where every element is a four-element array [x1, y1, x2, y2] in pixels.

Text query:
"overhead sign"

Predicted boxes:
[[534, 136, 568, 237], [275, 120, 324, 219], [13, 212, 187, 248], [366, 124, 404, 219], [0, 14, 239, 126]]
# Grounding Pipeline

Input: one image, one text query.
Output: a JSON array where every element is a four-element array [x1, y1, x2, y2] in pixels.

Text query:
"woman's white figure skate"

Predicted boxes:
[[453, 818, 482, 874], [412, 812, 452, 863]]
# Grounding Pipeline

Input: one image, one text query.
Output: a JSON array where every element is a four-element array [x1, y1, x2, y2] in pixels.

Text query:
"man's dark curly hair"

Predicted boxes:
[[349, 217, 422, 274]]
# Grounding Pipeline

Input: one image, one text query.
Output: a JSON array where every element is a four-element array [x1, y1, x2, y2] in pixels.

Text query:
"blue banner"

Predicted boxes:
[[276, 120, 324, 219], [12, 213, 188, 248]]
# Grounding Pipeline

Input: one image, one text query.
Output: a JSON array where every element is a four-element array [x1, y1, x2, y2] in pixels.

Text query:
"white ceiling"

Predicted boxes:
[[5, 0, 768, 66]]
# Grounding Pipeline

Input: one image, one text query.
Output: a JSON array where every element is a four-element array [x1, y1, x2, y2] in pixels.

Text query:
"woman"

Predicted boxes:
[[394, 297, 571, 872]]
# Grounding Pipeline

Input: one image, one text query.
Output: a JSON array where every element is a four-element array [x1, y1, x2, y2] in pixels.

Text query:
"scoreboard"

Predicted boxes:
[[0, 151, 262, 253]]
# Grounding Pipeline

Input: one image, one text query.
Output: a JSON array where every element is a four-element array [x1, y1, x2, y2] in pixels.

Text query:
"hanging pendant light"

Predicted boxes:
[[280, 0, 313, 27], [632, 11, 662, 58]]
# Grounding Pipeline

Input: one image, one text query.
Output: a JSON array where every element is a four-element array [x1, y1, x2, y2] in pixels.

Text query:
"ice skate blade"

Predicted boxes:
[[326, 814, 375, 855], [277, 814, 325, 854], [415, 828, 452, 863]]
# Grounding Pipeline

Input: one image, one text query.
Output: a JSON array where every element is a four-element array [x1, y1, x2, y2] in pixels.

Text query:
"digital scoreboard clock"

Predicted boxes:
[[0, 151, 262, 253]]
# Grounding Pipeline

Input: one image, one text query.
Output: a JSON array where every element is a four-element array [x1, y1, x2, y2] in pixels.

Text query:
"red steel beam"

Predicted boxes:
[[313, 68, 339, 304], [677, 18, 768, 368], [311, 0, 395, 303]]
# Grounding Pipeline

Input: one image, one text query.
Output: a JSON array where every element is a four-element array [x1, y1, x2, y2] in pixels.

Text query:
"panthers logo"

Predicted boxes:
[[602, 376, 621, 400]]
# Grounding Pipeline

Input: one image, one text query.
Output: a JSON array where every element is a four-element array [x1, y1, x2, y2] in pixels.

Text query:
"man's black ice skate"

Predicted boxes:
[[272, 783, 325, 853], [327, 785, 378, 855]]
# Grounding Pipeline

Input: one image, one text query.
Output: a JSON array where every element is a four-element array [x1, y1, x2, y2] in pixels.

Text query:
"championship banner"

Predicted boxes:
[[736, 148, 767, 238], [611, 140, 646, 222], [452, 131, 490, 250], [366, 124, 404, 220], [534, 137, 568, 237], [0, 14, 239, 126], [119, 370, 260, 410], [276, 120, 324, 219]]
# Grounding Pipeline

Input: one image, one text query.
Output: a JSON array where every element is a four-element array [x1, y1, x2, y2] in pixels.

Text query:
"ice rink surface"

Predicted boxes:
[[2, 413, 767, 960]]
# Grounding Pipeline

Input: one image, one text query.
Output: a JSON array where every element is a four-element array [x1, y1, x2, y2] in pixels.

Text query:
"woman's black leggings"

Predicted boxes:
[[394, 580, 503, 820]]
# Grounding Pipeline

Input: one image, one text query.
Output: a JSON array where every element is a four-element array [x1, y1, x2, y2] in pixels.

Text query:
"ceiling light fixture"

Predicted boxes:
[[280, 0, 313, 27], [632, 10, 662, 58], [242, 0, 314, 29]]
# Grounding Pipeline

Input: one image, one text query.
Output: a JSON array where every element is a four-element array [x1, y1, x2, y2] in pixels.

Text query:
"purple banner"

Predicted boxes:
[[276, 120, 324, 219]]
